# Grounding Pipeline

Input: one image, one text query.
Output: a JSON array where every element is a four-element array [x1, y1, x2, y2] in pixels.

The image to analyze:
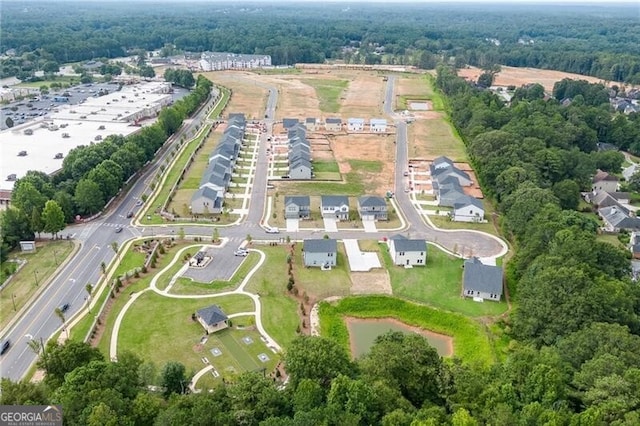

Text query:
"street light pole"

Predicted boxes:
[[34, 270, 39, 286], [53, 250, 58, 266], [11, 293, 16, 311]]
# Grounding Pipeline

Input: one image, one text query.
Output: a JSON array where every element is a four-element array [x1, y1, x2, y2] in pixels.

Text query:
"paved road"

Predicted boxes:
[[0, 90, 219, 381], [0, 75, 505, 381]]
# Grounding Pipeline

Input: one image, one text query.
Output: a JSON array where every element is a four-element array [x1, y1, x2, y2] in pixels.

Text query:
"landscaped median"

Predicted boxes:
[[318, 295, 495, 366]]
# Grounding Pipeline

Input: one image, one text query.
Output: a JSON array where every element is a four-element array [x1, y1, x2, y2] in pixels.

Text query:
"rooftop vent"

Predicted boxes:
[[6, 174, 17, 181], [17, 150, 27, 157]]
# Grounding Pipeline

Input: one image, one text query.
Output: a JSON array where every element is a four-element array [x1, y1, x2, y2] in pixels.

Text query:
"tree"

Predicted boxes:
[[360, 331, 447, 407], [39, 340, 103, 389], [54, 307, 67, 339], [0, 378, 49, 405], [160, 361, 189, 397], [85, 283, 93, 311], [41, 200, 66, 238], [0, 207, 34, 262], [30, 208, 44, 238], [42, 60, 60, 73], [74, 179, 104, 215], [285, 336, 355, 388]]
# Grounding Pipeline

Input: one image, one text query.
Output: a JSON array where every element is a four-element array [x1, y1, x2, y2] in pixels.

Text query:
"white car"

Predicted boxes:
[[265, 227, 280, 234], [234, 250, 249, 257]]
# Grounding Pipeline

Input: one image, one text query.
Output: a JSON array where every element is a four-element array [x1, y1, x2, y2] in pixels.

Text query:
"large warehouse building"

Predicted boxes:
[[0, 81, 173, 209]]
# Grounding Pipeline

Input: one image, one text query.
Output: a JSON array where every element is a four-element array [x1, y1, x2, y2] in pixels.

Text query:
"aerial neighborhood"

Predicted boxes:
[[2, 2, 640, 423]]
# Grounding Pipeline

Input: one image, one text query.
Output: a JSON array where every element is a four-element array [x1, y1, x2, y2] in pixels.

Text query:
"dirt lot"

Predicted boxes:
[[457, 66, 609, 92], [331, 133, 396, 193], [337, 72, 386, 117], [200, 71, 269, 119], [350, 271, 392, 295]]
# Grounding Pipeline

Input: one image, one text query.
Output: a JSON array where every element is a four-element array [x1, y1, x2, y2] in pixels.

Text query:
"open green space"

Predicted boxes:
[[282, 159, 384, 195], [16, 75, 79, 88], [114, 292, 268, 384], [382, 243, 508, 317], [0, 240, 75, 330], [293, 243, 352, 299], [304, 79, 348, 113], [245, 246, 300, 348], [312, 160, 340, 173], [428, 215, 500, 238], [319, 295, 494, 365]]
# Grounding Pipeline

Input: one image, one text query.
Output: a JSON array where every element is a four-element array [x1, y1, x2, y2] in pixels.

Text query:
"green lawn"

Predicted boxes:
[[312, 160, 340, 173], [245, 246, 300, 348], [16, 76, 79, 88], [293, 243, 352, 300], [115, 292, 270, 384], [304, 79, 349, 113], [382, 243, 508, 317], [319, 295, 495, 366], [0, 240, 76, 330], [284, 160, 381, 195], [428, 216, 500, 238]]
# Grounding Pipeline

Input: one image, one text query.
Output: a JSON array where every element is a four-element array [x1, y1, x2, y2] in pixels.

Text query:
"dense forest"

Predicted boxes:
[[0, 75, 212, 262], [2, 1, 640, 82]]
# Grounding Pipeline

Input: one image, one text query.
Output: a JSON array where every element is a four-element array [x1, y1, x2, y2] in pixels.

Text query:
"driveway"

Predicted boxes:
[[323, 218, 338, 233], [362, 219, 378, 233], [286, 218, 299, 232], [343, 239, 381, 272]]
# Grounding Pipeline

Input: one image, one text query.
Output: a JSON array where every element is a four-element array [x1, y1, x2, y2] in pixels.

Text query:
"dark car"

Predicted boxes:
[[126, 212, 134, 218], [59, 303, 70, 313], [1, 340, 10, 355]]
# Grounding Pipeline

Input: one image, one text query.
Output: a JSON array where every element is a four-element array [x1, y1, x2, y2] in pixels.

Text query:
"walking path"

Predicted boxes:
[[109, 244, 281, 387]]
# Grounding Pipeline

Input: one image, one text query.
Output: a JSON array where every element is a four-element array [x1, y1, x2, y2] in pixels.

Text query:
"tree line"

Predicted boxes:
[[2, 2, 640, 82], [3, 327, 640, 425], [0, 75, 212, 263]]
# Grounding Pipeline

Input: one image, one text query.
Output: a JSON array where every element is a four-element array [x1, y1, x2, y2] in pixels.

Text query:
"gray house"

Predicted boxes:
[[358, 195, 388, 221], [283, 118, 300, 129], [325, 117, 342, 132], [388, 235, 427, 266], [435, 177, 467, 207], [303, 239, 337, 268], [289, 158, 312, 179], [196, 305, 229, 334], [599, 205, 640, 232], [190, 187, 224, 214], [462, 257, 503, 301], [284, 196, 311, 219], [321, 195, 350, 220]]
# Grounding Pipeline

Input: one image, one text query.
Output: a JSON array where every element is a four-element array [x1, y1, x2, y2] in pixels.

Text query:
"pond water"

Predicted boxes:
[[346, 317, 453, 358]]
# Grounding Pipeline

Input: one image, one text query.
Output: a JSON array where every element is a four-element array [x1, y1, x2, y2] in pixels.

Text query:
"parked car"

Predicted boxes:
[[1, 340, 10, 355], [265, 227, 280, 234], [234, 250, 249, 257]]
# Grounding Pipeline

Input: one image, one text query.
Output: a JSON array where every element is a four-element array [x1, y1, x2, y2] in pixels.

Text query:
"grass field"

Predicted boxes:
[[312, 160, 340, 173], [381, 243, 508, 317], [292, 243, 352, 300], [114, 292, 266, 383], [409, 117, 467, 161], [429, 214, 500, 238], [304, 79, 348, 113], [244, 246, 300, 348], [319, 295, 495, 365], [16, 76, 79, 88], [0, 240, 75, 330]]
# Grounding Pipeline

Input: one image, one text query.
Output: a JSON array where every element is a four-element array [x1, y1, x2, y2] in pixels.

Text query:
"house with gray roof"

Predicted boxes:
[[599, 205, 640, 232], [592, 170, 619, 193], [358, 195, 388, 221], [287, 125, 312, 180], [325, 117, 342, 132], [303, 238, 338, 268], [452, 195, 485, 222], [305, 117, 317, 132], [463, 257, 503, 301], [190, 187, 224, 214], [388, 235, 427, 266], [320, 195, 350, 220], [285, 196, 311, 219], [435, 177, 467, 207], [196, 305, 229, 333], [289, 158, 312, 179], [369, 118, 387, 133], [430, 164, 473, 187], [283, 118, 299, 130], [432, 156, 454, 170]]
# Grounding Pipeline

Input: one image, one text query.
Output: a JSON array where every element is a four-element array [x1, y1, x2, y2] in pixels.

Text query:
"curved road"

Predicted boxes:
[[0, 75, 505, 381]]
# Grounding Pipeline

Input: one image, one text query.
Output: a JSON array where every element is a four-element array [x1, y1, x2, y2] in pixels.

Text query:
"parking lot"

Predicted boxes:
[[0, 82, 190, 131]]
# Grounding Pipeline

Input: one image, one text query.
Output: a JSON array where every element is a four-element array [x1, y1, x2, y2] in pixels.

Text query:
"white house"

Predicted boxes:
[[305, 117, 317, 132], [462, 257, 503, 301], [325, 118, 342, 132], [320, 195, 350, 220], [347, 118, 365, 132], [303, 239, 338, 268], [369, 118, 387, 133], [452, 196, 485, 222], [388, 235, 427, 266], [592, 170, 619, 193]]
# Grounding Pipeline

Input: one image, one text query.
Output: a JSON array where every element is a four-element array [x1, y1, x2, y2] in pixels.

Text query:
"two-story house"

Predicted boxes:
[[320, 195, 350, 220], [357, 195, 388, 221], [303, 239, 337, 268], [388, 235, 427, 266], [284, 196, 311, 219]]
